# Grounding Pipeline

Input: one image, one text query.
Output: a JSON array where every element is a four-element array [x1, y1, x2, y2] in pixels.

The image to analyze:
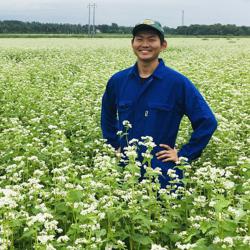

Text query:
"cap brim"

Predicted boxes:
[[132, 24, 163, 37]]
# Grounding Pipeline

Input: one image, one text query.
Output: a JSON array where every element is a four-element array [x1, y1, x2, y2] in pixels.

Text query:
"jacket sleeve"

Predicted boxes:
[[177, 78, 218, 162], [101, 77, 120, 150]]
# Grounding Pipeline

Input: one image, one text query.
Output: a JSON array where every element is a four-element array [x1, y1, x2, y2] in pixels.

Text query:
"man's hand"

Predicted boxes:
[[156, 144, 179, 163]]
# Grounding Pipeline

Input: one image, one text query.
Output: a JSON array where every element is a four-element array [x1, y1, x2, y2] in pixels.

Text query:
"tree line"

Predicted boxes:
[[0, 20, 249, 36]]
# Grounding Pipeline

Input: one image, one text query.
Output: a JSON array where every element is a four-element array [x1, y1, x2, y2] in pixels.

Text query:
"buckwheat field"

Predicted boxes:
[[0, 38, 249, 250]]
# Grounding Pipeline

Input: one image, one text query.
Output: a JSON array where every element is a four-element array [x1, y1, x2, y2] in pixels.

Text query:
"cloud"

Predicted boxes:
[[0, 0, 249, 27]]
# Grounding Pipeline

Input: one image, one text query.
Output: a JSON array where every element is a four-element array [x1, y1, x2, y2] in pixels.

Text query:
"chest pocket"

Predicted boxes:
[[144, 102, 174, 137], [117, 101, 133, 125]]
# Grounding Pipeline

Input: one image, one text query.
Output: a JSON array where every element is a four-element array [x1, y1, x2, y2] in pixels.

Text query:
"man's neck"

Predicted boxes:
[[137, 59, 159, 78]]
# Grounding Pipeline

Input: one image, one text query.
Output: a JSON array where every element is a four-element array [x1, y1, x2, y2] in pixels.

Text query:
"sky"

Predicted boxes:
[[0, 0, 250, 28]]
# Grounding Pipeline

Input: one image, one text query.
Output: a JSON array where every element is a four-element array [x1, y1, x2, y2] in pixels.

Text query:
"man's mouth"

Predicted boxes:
[[139, 50, 151, 53]]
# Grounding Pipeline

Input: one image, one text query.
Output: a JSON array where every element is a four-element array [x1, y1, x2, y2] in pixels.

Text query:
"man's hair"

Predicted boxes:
[[132, 27, 165, 44]]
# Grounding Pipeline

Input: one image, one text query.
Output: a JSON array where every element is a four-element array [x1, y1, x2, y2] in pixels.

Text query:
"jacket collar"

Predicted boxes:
[[128, 58, 165, 80]]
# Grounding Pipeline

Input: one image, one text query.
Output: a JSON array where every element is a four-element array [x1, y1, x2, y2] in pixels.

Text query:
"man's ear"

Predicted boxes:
[[161, 40, 167, 51]]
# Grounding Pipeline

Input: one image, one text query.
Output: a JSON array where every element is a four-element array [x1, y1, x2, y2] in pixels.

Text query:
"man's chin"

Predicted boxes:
[[137, 56, 158, 63]]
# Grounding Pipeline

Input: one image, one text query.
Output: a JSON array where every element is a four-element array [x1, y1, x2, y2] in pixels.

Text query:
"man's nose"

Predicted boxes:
[[141, 40, 149, 47]]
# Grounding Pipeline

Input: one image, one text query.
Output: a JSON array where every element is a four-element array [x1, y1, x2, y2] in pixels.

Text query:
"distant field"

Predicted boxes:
[[1, 33, 249, 39], [0, 38, 249, 249], [0, 33, 132, 38], [0, 36, 247, 49]]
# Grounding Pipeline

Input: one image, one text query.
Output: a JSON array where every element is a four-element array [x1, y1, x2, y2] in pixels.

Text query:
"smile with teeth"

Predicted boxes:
[[139, 50, 151, 53]]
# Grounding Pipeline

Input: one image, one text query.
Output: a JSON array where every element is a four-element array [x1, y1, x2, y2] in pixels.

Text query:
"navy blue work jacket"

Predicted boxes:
[[101, 59, 217, 186]]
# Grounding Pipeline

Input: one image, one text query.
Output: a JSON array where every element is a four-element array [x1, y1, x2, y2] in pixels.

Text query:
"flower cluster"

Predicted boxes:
[[0, 38, 249, 249]]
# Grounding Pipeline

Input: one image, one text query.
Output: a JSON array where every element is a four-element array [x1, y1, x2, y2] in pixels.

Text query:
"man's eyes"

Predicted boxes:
[[135, 38, 157, 42]]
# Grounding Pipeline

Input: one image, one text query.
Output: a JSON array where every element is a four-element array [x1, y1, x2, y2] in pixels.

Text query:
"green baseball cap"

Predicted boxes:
[[132, 19, 165, 38]]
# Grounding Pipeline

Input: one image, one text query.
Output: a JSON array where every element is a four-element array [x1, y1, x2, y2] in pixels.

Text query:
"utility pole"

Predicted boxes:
[[182, 10, 185, 26], [92, 3, 96, 35], [88, 3, 91, 36], [87, 3, 96, 37]]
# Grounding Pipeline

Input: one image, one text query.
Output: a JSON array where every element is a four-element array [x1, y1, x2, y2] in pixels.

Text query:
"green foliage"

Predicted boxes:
[[0, 38, 249, 250]]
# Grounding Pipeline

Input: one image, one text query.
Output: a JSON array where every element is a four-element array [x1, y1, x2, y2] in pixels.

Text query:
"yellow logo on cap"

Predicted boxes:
[[142, 19, 154, 25]]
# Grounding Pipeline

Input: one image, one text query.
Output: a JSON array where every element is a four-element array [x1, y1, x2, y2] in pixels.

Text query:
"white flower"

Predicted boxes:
[[72, 82, 84, 86], [46, 244, 56, 250], [0, 197, 17, 209], [124, 145, 137, 158], [28, 155, 39, 161], [105, 244, 113, 250], [223, 180, 235, 189], [193, 223, 200, 229], [193, 196, 206, 207], [243, 236, 250, 245], [117, 240, 126, 247], [142, 152, 153, 159], [122, 120, 132, 129], [48, 125, 58, 129], [44, 220, 58, 231], [224, 237, 234, 247], [167, 169, 178, 178], [209, 200, 216, 207], [37, 234, 54, 244], [176, 156, 189, 164], [153, 167, 162, 174], [129, 138, 139, 144], [140, 136, 156, 148], [116, 130, 123, 136], [13, 156, 24, 162], [0, 188, 18, 197], [27, 213, 53, 226], [158, 189, 166, 194], [213, 236, 221, 244], [151, 244, 168, 250], [175, 242, 197, 250], [98, 212, 105, 220]]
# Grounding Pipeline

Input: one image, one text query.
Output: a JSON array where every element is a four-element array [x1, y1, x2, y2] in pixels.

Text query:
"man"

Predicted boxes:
[[101, 19, 217, 187]]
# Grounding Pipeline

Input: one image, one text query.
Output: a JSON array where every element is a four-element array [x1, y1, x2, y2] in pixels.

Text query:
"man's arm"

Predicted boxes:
[[177, 78, 218, 162], [101, 78, 120, 150]]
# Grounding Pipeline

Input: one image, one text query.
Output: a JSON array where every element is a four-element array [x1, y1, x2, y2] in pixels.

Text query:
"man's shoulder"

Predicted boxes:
[[158, 63, 200, 98], [163, 64, 189, 82], [109, 65, 134, 81]]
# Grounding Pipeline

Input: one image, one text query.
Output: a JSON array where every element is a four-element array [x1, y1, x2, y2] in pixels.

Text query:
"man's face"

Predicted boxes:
[[131, 30, 167, 63]]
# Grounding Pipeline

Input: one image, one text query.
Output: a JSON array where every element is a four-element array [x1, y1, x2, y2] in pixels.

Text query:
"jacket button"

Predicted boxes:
[[145, 110, 149, 117]]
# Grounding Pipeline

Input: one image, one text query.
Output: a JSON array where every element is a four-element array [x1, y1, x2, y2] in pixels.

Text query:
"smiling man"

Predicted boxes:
[[101, 19, 218, 187]]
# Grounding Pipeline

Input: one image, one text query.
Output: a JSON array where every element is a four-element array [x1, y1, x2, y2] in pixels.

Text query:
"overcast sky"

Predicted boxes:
[[0, 0, 250, 28]]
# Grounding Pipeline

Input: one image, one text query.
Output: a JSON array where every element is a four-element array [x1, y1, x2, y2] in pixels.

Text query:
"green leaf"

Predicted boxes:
[[160, 222, 179, 235], [220, 219, 237, 233], [200, 221, 212, 234], [96, 229, 106, 237], [207, 244, 223, 250], [9, 218, 24, 229], [67, 190, 83, 202], [183, 228, 198, 243], [19, 229, 36, 240], [131, 234, 152, 245], [55, 201, 69, 213], [214, 196, 231, 212], [132, 214, 152, 229], [193, 238, 209, 250]]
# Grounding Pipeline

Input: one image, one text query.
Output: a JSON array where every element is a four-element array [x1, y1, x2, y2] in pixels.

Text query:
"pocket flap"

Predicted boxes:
[[118, 101, 133, 111], [148, 102, 173, 111]]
